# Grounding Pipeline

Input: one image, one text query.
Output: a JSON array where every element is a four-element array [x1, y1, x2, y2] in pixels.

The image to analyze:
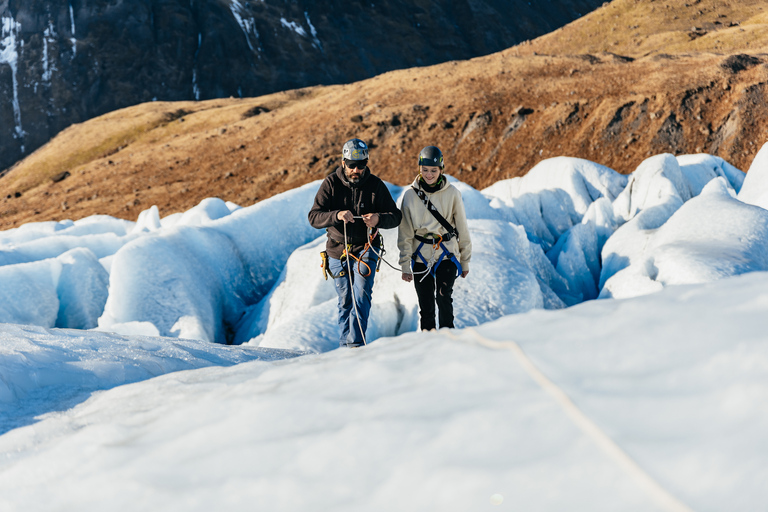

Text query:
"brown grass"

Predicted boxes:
[[520, 0, 768, 57]]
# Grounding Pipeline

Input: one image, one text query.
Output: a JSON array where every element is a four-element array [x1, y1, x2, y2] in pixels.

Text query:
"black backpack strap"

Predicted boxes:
[[412, 187, 459, 241]]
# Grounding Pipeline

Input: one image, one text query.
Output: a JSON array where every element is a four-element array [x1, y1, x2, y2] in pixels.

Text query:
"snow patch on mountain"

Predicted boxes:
[[230, 0, 262, 53], [42, 21, 58, 83], [304, 11, 322, 50], [68, 2, 76, 57], [1, 15, 25, 150]]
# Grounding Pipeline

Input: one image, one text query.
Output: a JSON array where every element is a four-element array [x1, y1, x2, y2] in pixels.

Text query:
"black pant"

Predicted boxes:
[[412, 260, 457, 330]]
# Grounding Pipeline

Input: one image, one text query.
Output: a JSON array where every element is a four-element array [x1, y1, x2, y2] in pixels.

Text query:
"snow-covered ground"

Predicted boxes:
[[1, 146, 768, 510]]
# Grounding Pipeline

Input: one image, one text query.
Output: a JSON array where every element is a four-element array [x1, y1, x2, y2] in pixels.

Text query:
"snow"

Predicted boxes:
[[0, 231, 138, 267], [304, 11, 322, 50], [601, 177, 768, 298], [1, 15, 25, 146], [192, 33, 202, 100], [2, 144, 768, 509], [600, 154, 748, 297], [1, 272, 768, 510], [97, 182, 323, 344], [0, 216, 133, 253], [677, 153, 744, 196], [0, 151, 755, 345], [0, 323, 302, 435], [238, 218, 568, 352], [68, 2, 76, 56], [738, 140, 768, 208], [483, 156, 627, 250], [42, 21, 58, 83], [230, 0, 260, 53], [280, 18, 307, 37]]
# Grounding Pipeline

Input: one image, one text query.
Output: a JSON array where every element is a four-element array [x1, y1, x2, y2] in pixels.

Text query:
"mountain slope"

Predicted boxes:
[[0, 0, 607, 172], [521, 0, 768, 57]]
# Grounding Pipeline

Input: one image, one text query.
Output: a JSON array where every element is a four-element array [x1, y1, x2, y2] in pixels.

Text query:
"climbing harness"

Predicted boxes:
[[320, 251, 346, 280], [412, 186, 460, 240], [409, 185, 463, 281], [411, 233, 463, 282], [320, 221, 383, 280], [341, 226, 380, 278]]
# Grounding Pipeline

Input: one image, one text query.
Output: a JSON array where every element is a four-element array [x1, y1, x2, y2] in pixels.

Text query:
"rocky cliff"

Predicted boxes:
[[0, 0, 604, 173]]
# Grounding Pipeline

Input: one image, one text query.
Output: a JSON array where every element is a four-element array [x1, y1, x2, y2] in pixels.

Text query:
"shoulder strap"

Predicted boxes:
[[412, 187, 459, 241]]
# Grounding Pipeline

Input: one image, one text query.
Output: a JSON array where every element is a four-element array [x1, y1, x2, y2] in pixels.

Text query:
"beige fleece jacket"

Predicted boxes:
[[397, 176, 472, 273]]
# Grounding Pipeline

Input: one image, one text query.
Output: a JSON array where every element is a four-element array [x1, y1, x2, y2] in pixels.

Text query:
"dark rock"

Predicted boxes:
[[604, 102, 635, 141], [602, 52, 635, 63], [652, 113, 685, 151], [721, 54, 762, 74], [51, 171, 71, 183], [242, 106, 270, 119], [163, 109, 192, 123], [576, 54, 601, 64]]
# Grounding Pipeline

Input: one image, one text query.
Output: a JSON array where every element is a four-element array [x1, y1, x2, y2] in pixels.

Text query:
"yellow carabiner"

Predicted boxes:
[[320, 251, 329, 280]]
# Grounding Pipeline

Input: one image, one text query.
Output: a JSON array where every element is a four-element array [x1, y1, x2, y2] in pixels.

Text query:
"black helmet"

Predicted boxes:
[[418, 146, 444, 169]]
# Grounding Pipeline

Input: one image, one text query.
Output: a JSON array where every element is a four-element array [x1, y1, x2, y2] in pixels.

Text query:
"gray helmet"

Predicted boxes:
[[418, 146, 444, 169], [342, 138, 369, 161]]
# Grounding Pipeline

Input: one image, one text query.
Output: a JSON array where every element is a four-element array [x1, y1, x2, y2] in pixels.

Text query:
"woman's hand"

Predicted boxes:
[[461, 270, 469, 279], [402, 272, 413, 282]]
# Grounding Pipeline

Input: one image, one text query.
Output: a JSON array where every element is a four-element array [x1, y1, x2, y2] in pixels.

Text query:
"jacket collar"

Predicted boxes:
[[412, 174, 448, 194]]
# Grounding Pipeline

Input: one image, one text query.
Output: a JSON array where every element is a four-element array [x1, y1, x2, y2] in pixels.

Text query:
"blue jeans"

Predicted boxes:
[[328, 248, 379, 347]]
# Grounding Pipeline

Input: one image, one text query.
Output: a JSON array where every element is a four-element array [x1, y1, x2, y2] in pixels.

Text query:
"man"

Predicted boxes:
[[308, 138, 402, 348]]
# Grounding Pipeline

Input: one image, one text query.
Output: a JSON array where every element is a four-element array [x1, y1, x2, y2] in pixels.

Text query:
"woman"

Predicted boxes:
[[398, 146, 471, 331]]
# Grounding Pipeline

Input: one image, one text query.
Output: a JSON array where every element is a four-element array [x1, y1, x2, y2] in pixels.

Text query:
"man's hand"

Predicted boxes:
[[402, 272, 413, 282], [337, 210, 355, 223], [362, 213, 379, 227], [461, 270, 469, 279]]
